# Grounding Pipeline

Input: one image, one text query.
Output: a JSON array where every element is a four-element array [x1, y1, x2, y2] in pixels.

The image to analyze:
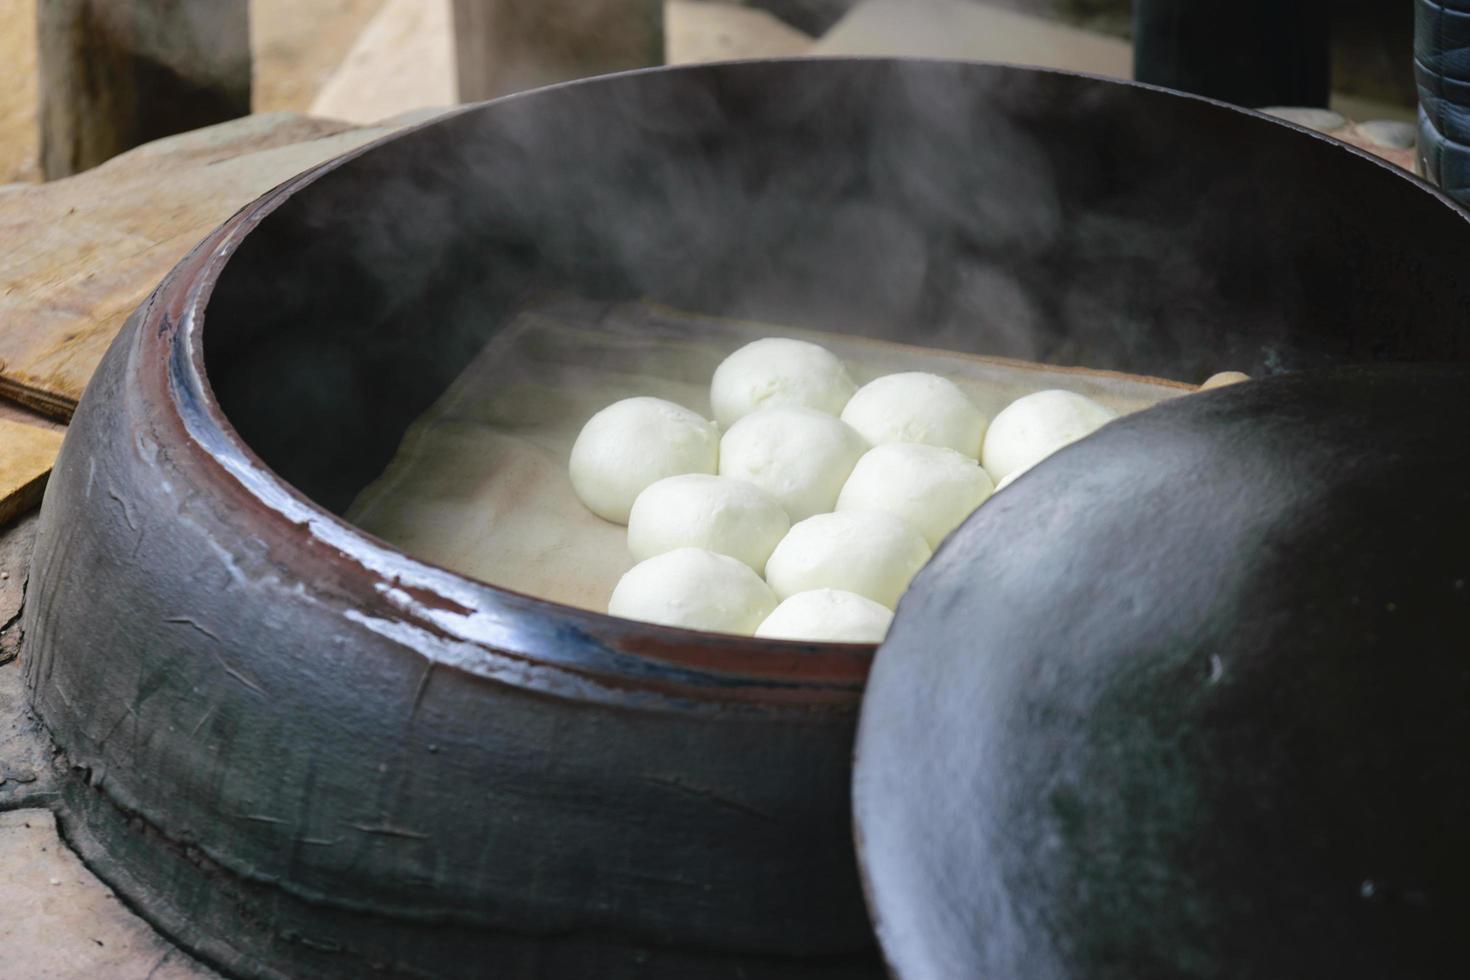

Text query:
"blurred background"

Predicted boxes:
[[0, 0, 1417, 186]]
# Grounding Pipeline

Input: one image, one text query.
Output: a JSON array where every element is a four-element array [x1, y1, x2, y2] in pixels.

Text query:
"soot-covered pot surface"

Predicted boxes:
[[855, 363, 1470, 979], [18, 59, 1470, 978]]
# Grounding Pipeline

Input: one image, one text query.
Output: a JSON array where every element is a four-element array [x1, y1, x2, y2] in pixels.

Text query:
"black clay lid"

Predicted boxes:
[[853, 364, 1470, 979]]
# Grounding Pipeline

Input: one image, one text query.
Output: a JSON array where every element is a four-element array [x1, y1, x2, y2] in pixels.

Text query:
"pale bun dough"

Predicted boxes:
[[765, 510, 932, 610], [710, 337, 857, 429], [569, 397, 719, 524], [981, 389, 1116, 483], [719, 407, 866, 521], [1200, 371, 1250, 390], [837, 442, 993, 548], [608, 547, 777, 635], [755, 588, 894, 643], [627, 474, 790, 573], [840, 372, 987, 458]]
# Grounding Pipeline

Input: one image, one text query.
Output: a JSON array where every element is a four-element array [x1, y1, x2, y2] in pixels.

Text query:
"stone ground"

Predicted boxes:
[[0, 808, 220, 979]]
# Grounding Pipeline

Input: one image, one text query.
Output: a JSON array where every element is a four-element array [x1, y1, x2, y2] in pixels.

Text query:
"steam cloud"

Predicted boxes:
[[202, 54, 1300, 512]]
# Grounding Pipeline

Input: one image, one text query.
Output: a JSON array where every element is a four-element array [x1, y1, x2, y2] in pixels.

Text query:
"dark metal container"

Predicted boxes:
[[20, 59, 1470, 978]]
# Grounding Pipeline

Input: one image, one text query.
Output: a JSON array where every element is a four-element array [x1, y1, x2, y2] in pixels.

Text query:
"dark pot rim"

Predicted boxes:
[[144, 57, 1459, 709]]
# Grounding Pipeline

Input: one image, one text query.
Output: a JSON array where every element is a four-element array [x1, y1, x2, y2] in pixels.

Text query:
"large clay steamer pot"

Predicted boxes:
[[20, 59, 1470, 977]]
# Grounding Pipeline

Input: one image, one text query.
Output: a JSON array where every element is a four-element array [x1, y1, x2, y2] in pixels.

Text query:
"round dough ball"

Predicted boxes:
[[627, 474, 790, 573], [569, 397, 719, 524], [840, 372, 988, 458], [1200, 370, 1251, 390], [837, 442, 994, 548], [608, 547, 777, 635], [719, 407, 866, 521], [981, 389, 1117, 483], [710, 338, 858, 429], [765, 510, 932, 610], [755, 589, 894, 644]]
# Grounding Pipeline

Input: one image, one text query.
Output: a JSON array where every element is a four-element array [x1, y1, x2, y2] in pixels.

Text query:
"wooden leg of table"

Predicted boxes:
[[451, 0, 664, 102], [38, 0, 251, 179]]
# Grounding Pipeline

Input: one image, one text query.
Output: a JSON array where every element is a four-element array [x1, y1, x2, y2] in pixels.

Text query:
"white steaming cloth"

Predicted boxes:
[[345, 299, 1191, 612]]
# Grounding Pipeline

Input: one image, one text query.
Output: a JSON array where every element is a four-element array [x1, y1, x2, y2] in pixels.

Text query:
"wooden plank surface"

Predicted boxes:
[[0, 0, 40, 184], [0, 418, 64, 530], [666, 0, 813, 63], [0, 398, 65, 433], [310, 0, 455, 123], [452, 0, 664, 100], [252, 0, 388, 114], [0, 111, 409, 420]]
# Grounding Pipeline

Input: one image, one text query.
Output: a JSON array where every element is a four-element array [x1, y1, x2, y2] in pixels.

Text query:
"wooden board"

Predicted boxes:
[[0, 111, 410, 420], [0, 398, 65, 433], [0, 418, 64, 530], [452, 0, 664, 100], [345, 298, 1194, 615], [0, 0, 40, 184], [666, 0, 813, 64], [309, 0, 455, 124], [252, 0, 389, 114]]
